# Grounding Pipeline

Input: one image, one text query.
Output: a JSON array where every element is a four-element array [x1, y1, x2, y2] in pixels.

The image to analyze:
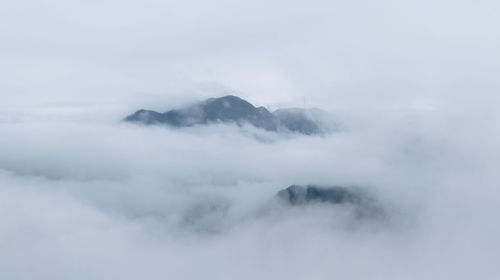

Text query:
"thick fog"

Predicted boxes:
[[1, 0, 500, 279]]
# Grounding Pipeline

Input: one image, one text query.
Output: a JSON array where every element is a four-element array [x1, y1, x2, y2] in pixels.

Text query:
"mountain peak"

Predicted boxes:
[[124, 95, 334, 135]]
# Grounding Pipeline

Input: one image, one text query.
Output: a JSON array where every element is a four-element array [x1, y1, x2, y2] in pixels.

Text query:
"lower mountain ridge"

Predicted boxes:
[[276, 185, 386, 220]]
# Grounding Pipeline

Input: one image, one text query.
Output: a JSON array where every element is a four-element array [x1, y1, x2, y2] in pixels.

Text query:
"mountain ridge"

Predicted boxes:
[[125, 95, 334, 135]]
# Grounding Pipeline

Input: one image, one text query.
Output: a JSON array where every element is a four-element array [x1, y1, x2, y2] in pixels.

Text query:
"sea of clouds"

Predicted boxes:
[[1, 104, 499, 279], [2, 0, 500, 278]]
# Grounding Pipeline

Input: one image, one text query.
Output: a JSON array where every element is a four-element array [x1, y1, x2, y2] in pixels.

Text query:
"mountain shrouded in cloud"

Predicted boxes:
[[124, 95, 335, 135], [2, 0, 500, 279]]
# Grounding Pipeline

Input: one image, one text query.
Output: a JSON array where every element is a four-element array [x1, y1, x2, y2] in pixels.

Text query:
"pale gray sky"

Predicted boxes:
[[1, 0, 499, 119]]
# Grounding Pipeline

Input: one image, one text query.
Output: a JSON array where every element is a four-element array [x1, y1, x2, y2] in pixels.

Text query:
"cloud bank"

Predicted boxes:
[[1, 106, 499, 279]]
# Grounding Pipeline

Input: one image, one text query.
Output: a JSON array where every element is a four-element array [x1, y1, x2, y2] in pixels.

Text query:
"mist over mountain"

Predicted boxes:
[[2, 0, 500, 279], [125, 95, 334, 135]]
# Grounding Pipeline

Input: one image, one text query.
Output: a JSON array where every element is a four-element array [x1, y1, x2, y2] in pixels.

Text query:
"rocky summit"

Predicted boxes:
[[124, 95, 334, 135]]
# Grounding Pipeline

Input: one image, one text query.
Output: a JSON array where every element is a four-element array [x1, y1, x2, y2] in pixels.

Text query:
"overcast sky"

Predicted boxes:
[[2, 0, 499, 117], [1, 1, 500, 279]]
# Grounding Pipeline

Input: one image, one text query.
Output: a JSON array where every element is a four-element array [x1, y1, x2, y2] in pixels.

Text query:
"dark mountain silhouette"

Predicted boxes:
[[124, 95, 334, 135], [276, 185, 386, 220]]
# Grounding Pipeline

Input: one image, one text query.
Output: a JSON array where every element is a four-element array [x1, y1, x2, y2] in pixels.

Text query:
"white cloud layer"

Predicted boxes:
[[1, 110, 499, 279]]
